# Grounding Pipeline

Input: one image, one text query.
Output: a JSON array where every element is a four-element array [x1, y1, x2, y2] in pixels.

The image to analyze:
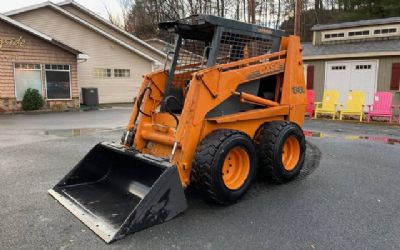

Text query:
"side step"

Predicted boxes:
[[49, 142, 187, 243]]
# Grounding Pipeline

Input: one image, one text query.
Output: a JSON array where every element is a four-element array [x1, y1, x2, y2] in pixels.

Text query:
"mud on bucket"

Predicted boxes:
[[48, 142, 187, 243]]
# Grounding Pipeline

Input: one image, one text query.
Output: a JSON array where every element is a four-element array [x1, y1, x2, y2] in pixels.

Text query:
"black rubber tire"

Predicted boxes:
[[192, 129, 257, 205], [254, 121, 306, 183]]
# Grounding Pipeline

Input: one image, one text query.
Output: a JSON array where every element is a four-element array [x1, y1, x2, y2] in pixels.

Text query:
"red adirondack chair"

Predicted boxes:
[[367, 92, 394, 123], [306, 90, 315, 117]]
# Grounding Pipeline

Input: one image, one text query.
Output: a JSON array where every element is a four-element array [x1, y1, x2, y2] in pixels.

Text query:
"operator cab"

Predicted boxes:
[[158, 15, 285, 115]]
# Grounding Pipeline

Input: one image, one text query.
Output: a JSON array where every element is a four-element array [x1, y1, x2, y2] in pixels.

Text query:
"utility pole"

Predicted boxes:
[[294, 0, 302, 36], [249, 0, 256, 24]]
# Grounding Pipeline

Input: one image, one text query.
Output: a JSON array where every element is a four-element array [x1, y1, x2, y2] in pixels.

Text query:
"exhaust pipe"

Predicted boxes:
[[49, 142, 187, 243]]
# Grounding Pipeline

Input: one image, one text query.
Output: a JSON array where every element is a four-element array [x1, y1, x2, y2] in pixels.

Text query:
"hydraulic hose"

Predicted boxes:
[[137, 86, 152, 117], [164, 95, 183, 128]]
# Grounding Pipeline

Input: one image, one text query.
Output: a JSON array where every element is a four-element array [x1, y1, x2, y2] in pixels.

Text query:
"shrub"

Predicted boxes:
[[22, 88, 44, 111]]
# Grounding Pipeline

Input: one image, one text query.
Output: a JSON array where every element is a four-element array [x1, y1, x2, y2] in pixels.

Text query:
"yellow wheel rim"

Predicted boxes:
[[222, 147, 250, 190], [281, 135, 301, 171]]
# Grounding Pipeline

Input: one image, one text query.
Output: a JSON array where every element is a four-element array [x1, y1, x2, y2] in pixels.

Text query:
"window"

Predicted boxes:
[[45, 64, 71, 99], [355, 64, 372, 70], [332, 65, 346, 70], [374, 28, 397, 35], [349, 30, 369, 37], [114, 69, 130, 78], [45, 64, 69, 71], [14, 64, 42, 100], [324, 32, 344, 40], [15, 63, 41, 70], [94, 68, 111, 78]]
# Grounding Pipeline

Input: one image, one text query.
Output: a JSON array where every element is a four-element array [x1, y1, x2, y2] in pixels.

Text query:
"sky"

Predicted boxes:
[[0, 0, 122, 19]]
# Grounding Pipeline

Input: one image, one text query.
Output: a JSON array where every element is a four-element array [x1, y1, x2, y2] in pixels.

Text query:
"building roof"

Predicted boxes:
[[159, 14, 285, 41], [311, 17, 400, 31], [145, 38, 174, 51], [0, 12, 85, 56], [57, 0, 167, 58], [302, 40, 400, 60], [4, 1, 160, 64]]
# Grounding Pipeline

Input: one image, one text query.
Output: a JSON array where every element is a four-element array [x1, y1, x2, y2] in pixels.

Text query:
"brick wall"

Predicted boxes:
[[0, 20, 79, 112]]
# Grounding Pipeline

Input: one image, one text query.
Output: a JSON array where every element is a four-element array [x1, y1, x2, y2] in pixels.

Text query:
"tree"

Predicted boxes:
[[104, 0, 400, 42]]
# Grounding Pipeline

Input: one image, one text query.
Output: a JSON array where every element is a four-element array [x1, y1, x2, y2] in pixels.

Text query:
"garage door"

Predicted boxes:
[[325, 60, 378, 108]]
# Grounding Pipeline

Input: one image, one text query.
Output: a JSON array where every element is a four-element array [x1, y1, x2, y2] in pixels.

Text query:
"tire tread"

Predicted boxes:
[[254, 121, 304, 183], [192, 129, 250, 205]]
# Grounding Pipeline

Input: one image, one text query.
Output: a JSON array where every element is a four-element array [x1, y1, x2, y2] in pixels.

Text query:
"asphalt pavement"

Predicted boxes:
[[0, 110, 399, 249], [0, 107, 131, 148]]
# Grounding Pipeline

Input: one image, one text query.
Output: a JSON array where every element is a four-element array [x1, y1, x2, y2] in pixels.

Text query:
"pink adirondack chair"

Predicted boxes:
[[306, 90, 315, 117], [367, 92, 394, 123]]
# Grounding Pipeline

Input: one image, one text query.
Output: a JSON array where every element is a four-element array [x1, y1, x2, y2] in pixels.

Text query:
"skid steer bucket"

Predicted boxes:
[[48, 142, 187, 243]]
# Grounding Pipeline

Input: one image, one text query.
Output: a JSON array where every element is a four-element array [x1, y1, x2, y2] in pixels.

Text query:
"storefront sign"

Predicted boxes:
[[0, 36, 26, 49], [0, 54, 21, 61]]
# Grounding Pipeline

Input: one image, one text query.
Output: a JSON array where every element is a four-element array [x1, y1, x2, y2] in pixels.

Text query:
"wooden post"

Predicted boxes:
[[294, 0, 302, 36]]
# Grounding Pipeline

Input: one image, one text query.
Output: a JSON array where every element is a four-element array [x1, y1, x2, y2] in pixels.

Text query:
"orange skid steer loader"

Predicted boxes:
[[49, 15, 307, 243]]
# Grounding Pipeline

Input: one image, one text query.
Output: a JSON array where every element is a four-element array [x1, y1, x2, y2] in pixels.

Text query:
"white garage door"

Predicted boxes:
[[325, 60, 378, 108]]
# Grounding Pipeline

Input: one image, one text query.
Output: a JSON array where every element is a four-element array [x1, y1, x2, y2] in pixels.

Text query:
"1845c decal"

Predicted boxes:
[[292, 86, 305, 94]]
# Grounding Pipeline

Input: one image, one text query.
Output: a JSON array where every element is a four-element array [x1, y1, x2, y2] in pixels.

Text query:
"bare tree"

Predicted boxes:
[[102, 0, 123, 27], [113, 0, 399, 42]]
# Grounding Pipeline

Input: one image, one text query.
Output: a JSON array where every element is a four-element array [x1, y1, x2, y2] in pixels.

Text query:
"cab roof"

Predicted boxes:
[[159, 14, 285, 42]]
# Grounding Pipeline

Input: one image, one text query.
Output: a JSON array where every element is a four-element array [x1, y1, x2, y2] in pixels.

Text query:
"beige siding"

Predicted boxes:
[[61, 4, 166, 64], [376, 56, 400, 90], [0, 20, 78, 111], [376, 56, 400, 108], [12, 7, 153, 104], [314, 31, 322, 45]]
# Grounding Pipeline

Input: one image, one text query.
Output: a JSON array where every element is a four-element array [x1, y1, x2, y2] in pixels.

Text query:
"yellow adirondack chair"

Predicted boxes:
[[339, 90, 366, 122], [314, 90, 340, 120]]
